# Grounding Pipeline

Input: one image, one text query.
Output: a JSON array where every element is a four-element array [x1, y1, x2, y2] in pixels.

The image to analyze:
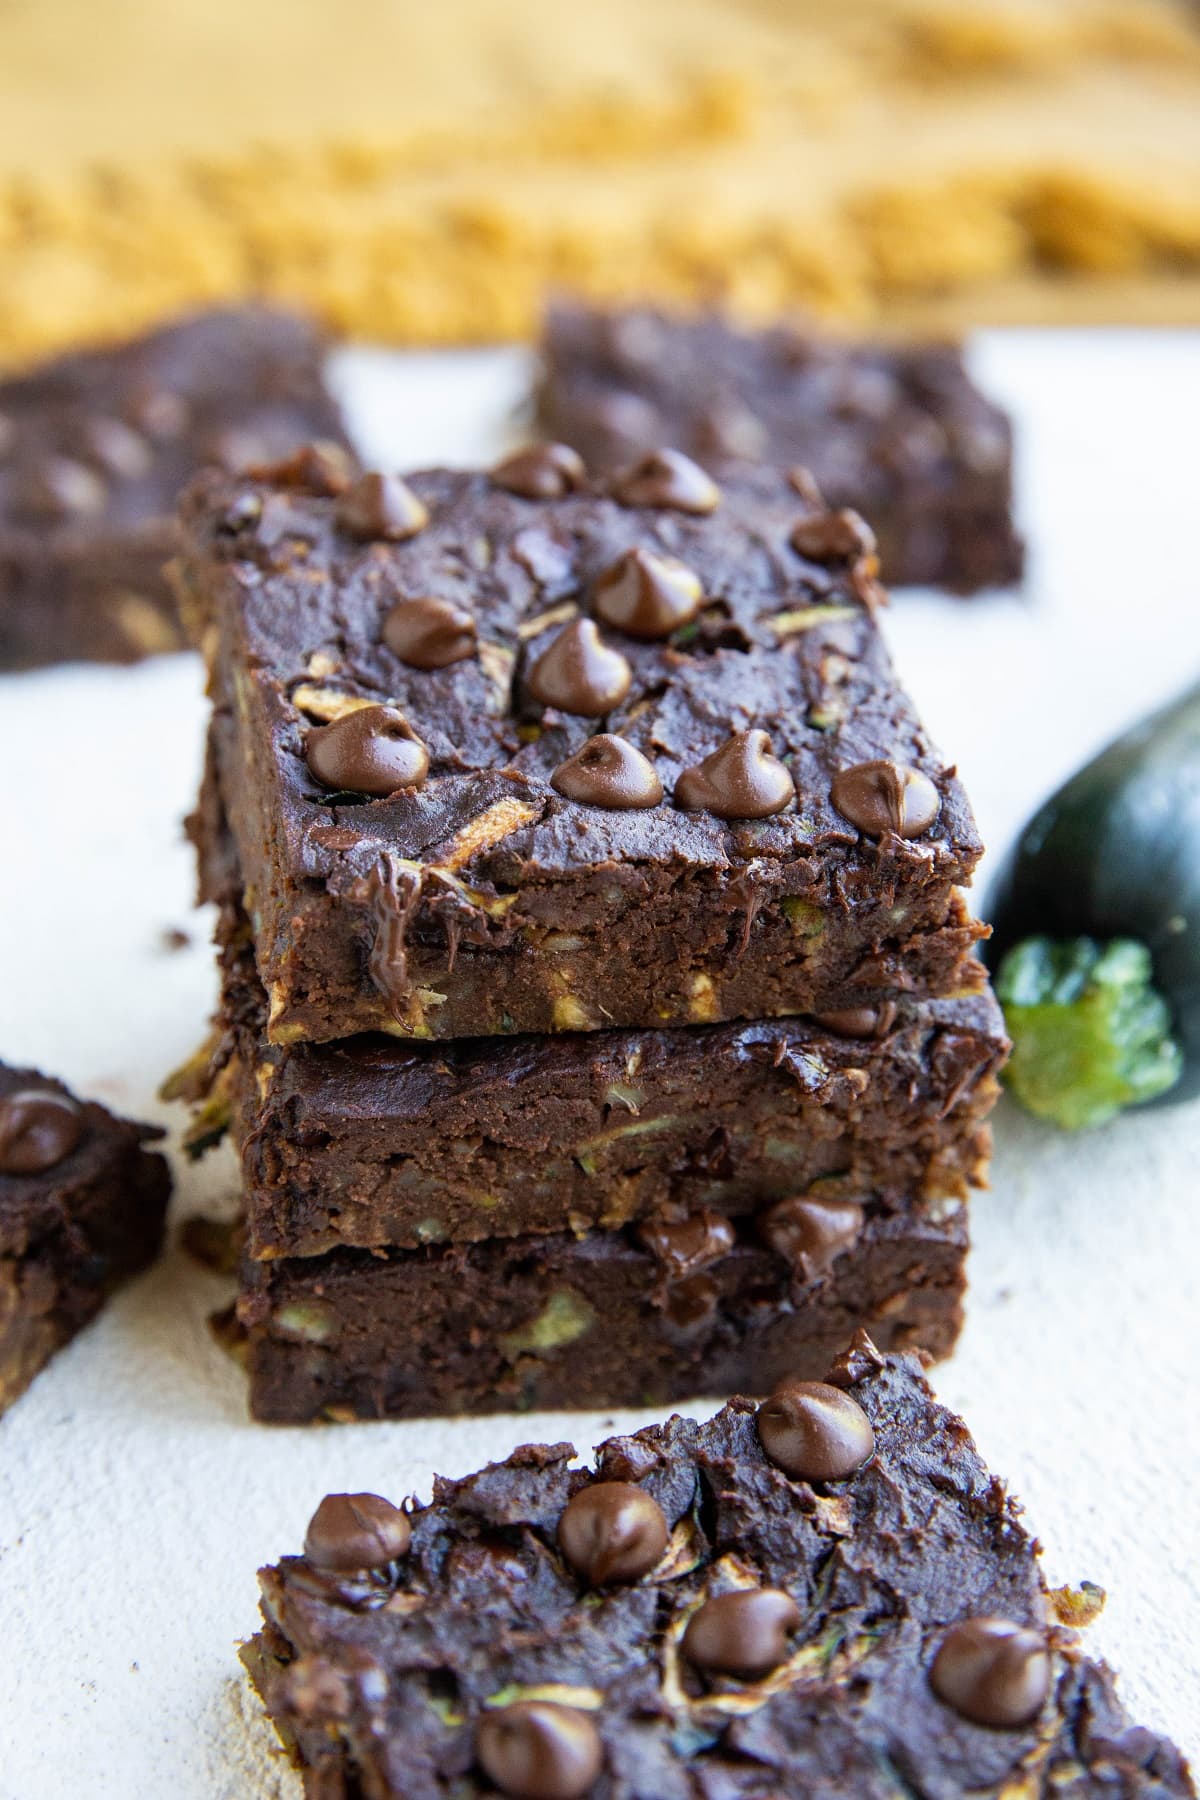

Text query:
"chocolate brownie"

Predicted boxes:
[[0, 1064, 169, 1413], [243, 1339, 1194, 1796], [0, 307, 348, 669], [210, 906, 1004, 1258], [176, 448, 987, 1045], [230, 1205, 967, 1422], [536, 303, 1024, 595]]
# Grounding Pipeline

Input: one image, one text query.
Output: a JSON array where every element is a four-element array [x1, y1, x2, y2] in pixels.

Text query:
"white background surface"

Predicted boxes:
[[1, 333, 1199, 1796]]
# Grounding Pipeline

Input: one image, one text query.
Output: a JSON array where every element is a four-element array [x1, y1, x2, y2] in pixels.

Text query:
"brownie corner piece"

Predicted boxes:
[[181, 449, 986, 1045], [0, 305, 349, 670], [536, 299, 1024, 595], [0, 1064, 169, 1413], [243, 1339, 1195, 1797]]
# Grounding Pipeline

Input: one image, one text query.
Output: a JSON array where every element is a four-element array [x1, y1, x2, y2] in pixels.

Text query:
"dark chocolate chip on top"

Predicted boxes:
[[591, 547, 703, 640], [476, 1701, 603, 1799], [492, 443, 588, 499], [675, 729, 794, 820], [336, 471, 429, 541], [756, 1378, 875, 1481], [930, 1617, 1051, 1728], [610, 448, 720, 515], [527, 620, 632, 718], [305, 705, 429, 797], [830, 759, 941, 839], [551, 735, 662, 809], [557, 1481, 669, 1585], [682, 1588, 803, 1679], [303, 1492, 412, 1572], [0, 1089, 84, 1175]]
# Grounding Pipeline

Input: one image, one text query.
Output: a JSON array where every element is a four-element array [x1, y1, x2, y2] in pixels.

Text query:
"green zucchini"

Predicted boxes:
[[986, 680, 1200, 1127]]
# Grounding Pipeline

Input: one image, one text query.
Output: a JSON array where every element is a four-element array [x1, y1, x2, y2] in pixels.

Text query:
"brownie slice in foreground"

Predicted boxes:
[[231, 1207, 967, 1423], [0, 1064, 169, 1413], [243, 1338, 1194, 1797], [537, 303, 1023, 595], [177, 449, 987, 1045], [209, 894, 1005, 1258], [0, 307, 349, 669]]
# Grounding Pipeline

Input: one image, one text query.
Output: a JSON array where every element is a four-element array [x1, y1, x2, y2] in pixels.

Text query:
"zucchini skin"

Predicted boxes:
[[986, 680, 1200, 1105]]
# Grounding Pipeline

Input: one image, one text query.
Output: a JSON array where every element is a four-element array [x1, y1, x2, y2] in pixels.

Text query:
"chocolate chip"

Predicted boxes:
[[830, 760, 941, 839], [674, 729, 794, 820], [756, 1379, 875, 1481], [0, 1090, 84, 1175], [527, 620, 631, 717], [491, 443, 587, 499], [383, 596, 476, 670], [592, 548, 703, 640], [251, 440, 353, 496], [336, 471, 429, 541], [811, 1005, 897, 1038], [663, 1272, 720, 1333], [305, 705, 429, 796], [790, 508, 876, 563], [696, 402, 769, 461], [610, 449, 720, 515], [681, 1589, 803, 1680], [558, 1480, 669, 1585], [637, 1210, 736, 1278], [303, 1492, 411, 1571], [824, 1328, 886, 1390], [930, 1617, 1051, 1728], [551, 735, 662, 809], [21, 457, 107, 520], [126, 385, 189, 441], [476, 1701, 603, 1800], [80, 416, 152, 479], [757, 1196, 864, 1278]]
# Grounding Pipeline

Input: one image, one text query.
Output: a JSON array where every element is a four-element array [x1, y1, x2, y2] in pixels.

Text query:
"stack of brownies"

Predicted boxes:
[[176, 438, 1008, 1423]]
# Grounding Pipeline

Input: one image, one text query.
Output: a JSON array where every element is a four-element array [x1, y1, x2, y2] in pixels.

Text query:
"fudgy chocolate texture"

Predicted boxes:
[[0, 307, 348, 669], [243, 1345, 1194, 1797], [536, 304, 1024, 596], [214, 911, 1004, 1258], [178, 456, 986, 1045], [0, 1064, 169, 1413], [231, 1205, 966, 1422]]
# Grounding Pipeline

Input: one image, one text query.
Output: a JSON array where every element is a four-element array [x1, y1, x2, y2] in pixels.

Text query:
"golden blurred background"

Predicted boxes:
[[1, 0, 1198, 366]]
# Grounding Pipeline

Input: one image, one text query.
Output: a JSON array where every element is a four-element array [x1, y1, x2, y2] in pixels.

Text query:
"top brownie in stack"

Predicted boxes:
[[536, 303, 1024, 595], [175, 445, 985, 1046], [0, 307, 349, 668]]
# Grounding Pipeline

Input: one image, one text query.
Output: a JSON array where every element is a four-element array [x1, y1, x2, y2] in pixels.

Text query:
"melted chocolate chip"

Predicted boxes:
[[22, 457, 107, 520], [476, 1701, 603, 1800], [790, 508, 876, 563], [682, 1589, 803, 1680], [756, 1379, 875, 1481], [610, 449, 720, 515], [823, 1328, 886, 1390], [492, 443, 587, 499], [336, 471, 429, 541], [80, 416, 152, 479], [930, 1617, 1051, 1728], [663, 1272, 720, 1333], [637, 1210, 735, 1278], [674, 729, 794, 820], [305, 705, 429, 796], [551, 736, 662, 809], [558, 1481, 669, 1585], [0, 1090, 84, 1175], [527, 620, 632, 718], [811, 1004, 898, 1038], [591, 547, 703, 640], [251, 440, 353, 496], [830, 760, 941, 839], [383, 596, 476, 670], [303, 1492, 411, 1571], [757, 1196, 864, 1278]]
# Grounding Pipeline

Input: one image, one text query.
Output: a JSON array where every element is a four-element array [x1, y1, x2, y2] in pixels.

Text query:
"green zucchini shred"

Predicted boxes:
[[995, 936, 1183, 1130]]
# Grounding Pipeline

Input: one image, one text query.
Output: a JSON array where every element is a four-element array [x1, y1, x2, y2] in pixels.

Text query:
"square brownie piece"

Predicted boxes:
[[178, 448, 986, 1045], [243, 1340, 1194, 1796], [231, 1206, 968, 1423], [0, 1065, 169, 1413], [210, 905, 1004, 1260], [537, 302, 1024, 594], [0, 307, 349, 668]]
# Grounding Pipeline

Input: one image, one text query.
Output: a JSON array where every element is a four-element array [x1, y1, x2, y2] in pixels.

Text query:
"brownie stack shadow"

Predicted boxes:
[[176, 441, 1008, 1423]]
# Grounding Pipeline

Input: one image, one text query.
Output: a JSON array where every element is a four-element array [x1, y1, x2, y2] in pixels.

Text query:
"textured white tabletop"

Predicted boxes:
[[1, 332, 1198, 1797]]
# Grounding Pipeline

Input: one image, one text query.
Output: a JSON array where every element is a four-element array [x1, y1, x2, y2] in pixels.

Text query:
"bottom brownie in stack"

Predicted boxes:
[[191, 857, 1006, 1421]]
